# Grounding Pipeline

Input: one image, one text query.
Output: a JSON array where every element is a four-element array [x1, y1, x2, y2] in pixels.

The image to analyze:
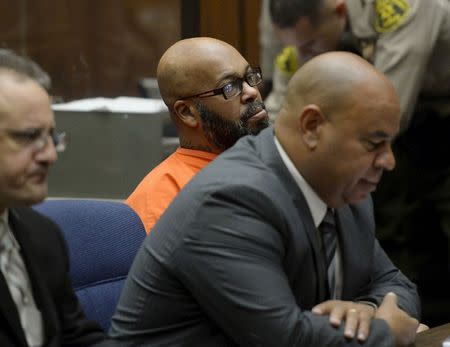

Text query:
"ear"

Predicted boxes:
[[298, 104, 327, 149], [335, 0, 347, 17], [173, 100, 199, 128]]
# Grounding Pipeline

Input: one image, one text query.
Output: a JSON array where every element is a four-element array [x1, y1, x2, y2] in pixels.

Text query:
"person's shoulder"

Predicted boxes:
[[10, 206, 68, 259], [142, 151, 181, 178], [126, 167, 188, 232], [188, 132, 287, 202], [129, 151, 191, 192], [128, 162, 196, 205], [201, 131, 272, 178], [130, 167, 184, 195], [12, 205, 60, 231], [347, 0, 418, 37]]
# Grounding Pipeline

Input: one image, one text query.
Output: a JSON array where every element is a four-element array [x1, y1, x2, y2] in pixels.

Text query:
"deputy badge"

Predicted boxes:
[[374, 0, 410, 33], [275, 46, 298, 76]]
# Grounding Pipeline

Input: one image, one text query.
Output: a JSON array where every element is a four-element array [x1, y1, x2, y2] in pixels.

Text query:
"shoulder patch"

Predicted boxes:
[[275, 46, 298, 76], [373, 0, 410, 33]]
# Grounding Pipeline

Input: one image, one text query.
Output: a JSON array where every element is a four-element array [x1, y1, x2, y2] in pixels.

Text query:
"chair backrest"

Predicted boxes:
[[33, 199, 146, 331]]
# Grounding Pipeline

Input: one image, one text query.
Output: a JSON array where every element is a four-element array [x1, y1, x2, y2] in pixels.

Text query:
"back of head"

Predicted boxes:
[[277, 51, 396, 125], [0, 49, 51, 90], [270, 0, 324, 27]]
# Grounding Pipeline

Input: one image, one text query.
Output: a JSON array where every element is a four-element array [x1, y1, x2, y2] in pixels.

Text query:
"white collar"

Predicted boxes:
[[0, 209, 20, 250], [274, 136, 327, 227], [0, 209, 9, 240]]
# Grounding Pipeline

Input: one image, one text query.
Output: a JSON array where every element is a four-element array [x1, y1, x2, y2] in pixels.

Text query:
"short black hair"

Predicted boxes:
[[269, 0, 324, 28], [0, 49, 51, 90]]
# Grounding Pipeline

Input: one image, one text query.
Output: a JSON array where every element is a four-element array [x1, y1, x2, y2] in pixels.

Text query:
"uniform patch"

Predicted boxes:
[[275, 46, 298, 76], [374, 0, 410, 33]]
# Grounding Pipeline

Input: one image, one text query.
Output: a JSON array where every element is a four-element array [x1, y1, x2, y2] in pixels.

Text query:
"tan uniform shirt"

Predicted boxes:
[[259, 0, 284, 83], [265, 0, 450, 130], [348, 0, 450, 130]]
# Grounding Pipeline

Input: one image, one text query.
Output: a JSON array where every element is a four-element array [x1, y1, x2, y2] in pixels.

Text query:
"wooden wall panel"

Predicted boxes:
[[0, 0, 263, 100], [243, 0, 262, 66], [199, 0, 262, 67], [199, 0, 240, 49], [0, 1, 25, 52], [0, 0, 181, 100]]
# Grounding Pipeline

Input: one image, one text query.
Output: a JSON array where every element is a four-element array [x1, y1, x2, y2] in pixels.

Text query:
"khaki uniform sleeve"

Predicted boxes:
[[265, 46, 299, 121], [259, 0, 284, 80], [372, 0, 448, 130]]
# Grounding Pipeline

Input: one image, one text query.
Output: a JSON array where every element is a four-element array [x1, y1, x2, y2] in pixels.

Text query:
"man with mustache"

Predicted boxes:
[[0, 50, 107, 346], [126, 37, 269, 233], [110, 52, 423, 346]]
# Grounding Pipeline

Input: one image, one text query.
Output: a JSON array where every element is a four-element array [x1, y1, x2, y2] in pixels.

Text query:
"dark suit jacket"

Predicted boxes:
[[110, 127, 420, 346], [0, 207, 105, 347]]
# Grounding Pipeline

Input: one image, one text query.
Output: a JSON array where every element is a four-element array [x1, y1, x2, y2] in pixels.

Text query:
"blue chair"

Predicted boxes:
[[33, 199, 146, 330]]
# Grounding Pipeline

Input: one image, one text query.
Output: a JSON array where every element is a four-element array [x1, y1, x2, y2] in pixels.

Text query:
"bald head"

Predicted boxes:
[[275, 52, 401, 208], [279, 52, 398, 122], [157, 37, 247, 110]]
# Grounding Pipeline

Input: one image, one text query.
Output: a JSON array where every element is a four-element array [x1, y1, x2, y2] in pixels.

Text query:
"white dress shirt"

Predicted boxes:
[[274, 137, 343, 298]]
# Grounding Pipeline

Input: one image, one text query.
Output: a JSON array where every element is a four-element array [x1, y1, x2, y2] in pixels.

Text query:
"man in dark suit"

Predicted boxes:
[[110, 52, 422, 346], [0, 50, 106, 346]]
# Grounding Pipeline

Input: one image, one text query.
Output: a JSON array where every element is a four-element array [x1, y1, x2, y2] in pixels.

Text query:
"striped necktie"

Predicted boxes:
[[319, 208, 337, 297]]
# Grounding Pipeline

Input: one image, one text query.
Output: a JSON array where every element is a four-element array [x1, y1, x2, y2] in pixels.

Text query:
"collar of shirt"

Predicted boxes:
[[274, 136, 327, 227], [0, 209, 20, 251], [0, 210, 9, 246], [176, 147, 218, 160]]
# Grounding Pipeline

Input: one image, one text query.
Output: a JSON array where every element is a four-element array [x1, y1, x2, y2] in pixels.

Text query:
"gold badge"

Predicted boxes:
[[275, 46, 298, 76], [374, 0, 410, 33]]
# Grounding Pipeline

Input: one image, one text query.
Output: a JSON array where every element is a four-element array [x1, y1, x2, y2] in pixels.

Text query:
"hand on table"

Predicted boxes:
[[417, 323, 429, 333], [375, 292, 419, 346], [312, 299, 376, 342]]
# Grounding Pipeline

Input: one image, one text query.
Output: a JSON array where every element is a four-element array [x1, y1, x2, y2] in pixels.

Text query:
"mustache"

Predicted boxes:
[[29, 165, 49, 176], [240, 101, 266, 123]]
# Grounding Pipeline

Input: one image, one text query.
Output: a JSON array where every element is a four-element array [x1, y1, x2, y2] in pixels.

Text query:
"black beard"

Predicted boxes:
[[197, 100, 269, 151]]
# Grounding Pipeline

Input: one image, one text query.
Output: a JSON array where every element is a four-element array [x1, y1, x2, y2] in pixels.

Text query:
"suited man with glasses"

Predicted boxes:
[[0, 49, 106, 347], [126, 37, 269, 233]]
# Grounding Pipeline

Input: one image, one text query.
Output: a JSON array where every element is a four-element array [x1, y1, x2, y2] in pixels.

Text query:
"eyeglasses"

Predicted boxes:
[[180, 67, 263, 100], [1, 128, 68, 153]]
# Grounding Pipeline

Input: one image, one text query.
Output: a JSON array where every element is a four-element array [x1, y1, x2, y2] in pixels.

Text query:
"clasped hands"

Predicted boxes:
[[312, 292, 428, 346]]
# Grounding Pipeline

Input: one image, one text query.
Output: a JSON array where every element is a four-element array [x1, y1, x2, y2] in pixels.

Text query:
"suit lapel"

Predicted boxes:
[[9, 209, 59, 346], [293, 195, 328, 303], [336, 205, 372, 300], [0, 270, 28, 346], [256, 128, 328, 303]]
